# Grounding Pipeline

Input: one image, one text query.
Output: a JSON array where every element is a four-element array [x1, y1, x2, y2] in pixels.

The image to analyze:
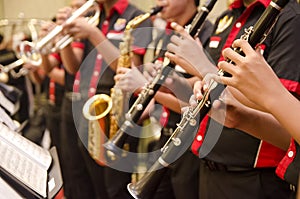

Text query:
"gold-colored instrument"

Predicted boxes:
[[82, 94, 112, 165], [82, 6, 162, 164], [109, 6, 163, 140]]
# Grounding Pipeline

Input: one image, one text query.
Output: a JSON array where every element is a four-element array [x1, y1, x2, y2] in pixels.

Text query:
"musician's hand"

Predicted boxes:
[[165, 22, 217, 79], [56, 7, 72, 25], [114, 67, 148, 93], [62, 17, 96, 39], [143, 62, 162, 82], [192, 75, 215, 101], [39, 21, 56, 38], [210, 89, 253, 129], [23, 63, 39, 72], [213, 39, 284, 112], [193, 73, 266, 128], [192, 79, 249, 128]]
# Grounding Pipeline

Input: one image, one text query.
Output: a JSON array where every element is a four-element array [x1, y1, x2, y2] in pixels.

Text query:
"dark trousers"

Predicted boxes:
[[151, 150, 200, 199], [199, 160, 292, 199], [45, 104, 61, 154], [104, 167, 134, 199], [60, 96, 96, 199], [79, 141, 109, 199], [170, 150, 200, 199], [149, 133, 200, 199]]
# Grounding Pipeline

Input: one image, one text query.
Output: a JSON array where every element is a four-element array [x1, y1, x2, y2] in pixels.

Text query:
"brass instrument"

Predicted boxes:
[[108, 6, 163, 156], [103, 1, 215, 159], [0, 0, 100, 79], [83, 94, 112, 165], [82, 6, 162, 163], [127, 0, 289, 198], [110, 6, 163, 139], [0, 18, 46, 81], [21, 0, 100, 62]]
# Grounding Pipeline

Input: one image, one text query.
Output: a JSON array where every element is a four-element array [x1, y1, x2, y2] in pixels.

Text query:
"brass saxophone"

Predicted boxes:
[[83, 6, 162, 164], [109, 6, 163, 141]]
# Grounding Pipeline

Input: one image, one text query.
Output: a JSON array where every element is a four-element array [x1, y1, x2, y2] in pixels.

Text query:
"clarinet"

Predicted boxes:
[[127, 0, 290, 198], [104, 0, 218, 161]]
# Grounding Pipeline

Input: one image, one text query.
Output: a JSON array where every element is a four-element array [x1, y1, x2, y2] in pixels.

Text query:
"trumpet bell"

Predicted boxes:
[[19, 40, 42, 66]]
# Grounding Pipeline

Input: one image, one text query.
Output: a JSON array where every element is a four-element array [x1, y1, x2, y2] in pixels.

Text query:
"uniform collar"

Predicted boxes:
[[165, 11, 198, 34], [111, 0, 128, 15], [229, 0, 271, 9], [100, 0, 129, 18]]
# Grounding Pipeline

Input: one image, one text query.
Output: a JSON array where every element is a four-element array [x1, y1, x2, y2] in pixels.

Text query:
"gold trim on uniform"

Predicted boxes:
[[216, 15, 233, 34]]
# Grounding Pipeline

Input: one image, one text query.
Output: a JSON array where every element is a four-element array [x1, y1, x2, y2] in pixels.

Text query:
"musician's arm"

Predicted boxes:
[[48, 67, 65, 86], [40, 54, 60, 74], [60, 44, 84, 74], [87, 26, 119, 71], [233, 105, 291, 151], [208, 90, 291, 151], [264, 90, 300, 145]]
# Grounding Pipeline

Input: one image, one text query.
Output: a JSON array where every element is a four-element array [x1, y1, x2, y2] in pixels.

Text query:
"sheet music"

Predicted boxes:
[[0, 177, 25, 199], [0, 122, 52, 170], [0, 91, 19, 115], [0, 136, 48, 198], [0, 122, 54, 198], [0, 106, 19, 131]]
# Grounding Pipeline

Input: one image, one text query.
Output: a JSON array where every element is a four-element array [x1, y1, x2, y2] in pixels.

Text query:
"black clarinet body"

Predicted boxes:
[[103, 0, 218, 160], [127, 0, 290, 198]]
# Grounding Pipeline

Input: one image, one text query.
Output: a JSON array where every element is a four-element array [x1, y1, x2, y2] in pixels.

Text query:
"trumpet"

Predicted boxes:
[[127, 0, 289, 197], [0, 59, 28, 81], [0, 0, 100, 79], [0, 18, 46, 80], [21, 0, 99, 64]]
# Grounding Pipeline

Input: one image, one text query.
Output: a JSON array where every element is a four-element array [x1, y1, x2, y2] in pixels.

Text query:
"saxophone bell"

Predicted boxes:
[[82, 94, 112, 165]]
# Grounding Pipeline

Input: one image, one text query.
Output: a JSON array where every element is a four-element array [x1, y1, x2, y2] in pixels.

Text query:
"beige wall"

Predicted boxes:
[[0, 0, 227, 40], [130, 0, 156, 12], [0, 0, 153, 20], [0, 0, 3, 19], [1, 0, 68, 20], [0, 0, 226, 21]]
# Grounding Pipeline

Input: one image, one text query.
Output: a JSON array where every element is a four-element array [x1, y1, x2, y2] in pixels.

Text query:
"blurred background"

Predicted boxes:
[[0, 0, 227, 20], [0, 0, 227, 46], [0, 0, 228, 55]]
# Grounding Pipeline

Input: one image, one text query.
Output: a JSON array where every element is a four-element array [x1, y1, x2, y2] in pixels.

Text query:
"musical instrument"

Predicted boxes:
[[109, 5, 163, 143], [83, 94, 112, 165], [103, 0, 218, 161], [0, 18, 46, 81], [127, 0, 290, 198], [82, 6, 162, 164], [0, 0, 100, 79]]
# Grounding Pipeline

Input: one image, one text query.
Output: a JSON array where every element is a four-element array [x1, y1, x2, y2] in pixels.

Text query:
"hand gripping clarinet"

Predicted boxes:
[[127, 0, 290, 198], [103, 0, 218, 161]]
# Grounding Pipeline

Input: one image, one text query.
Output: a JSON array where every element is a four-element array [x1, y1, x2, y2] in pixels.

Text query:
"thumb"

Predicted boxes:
[[203, 73, 219, 90], [170, 22, 190, 39]]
